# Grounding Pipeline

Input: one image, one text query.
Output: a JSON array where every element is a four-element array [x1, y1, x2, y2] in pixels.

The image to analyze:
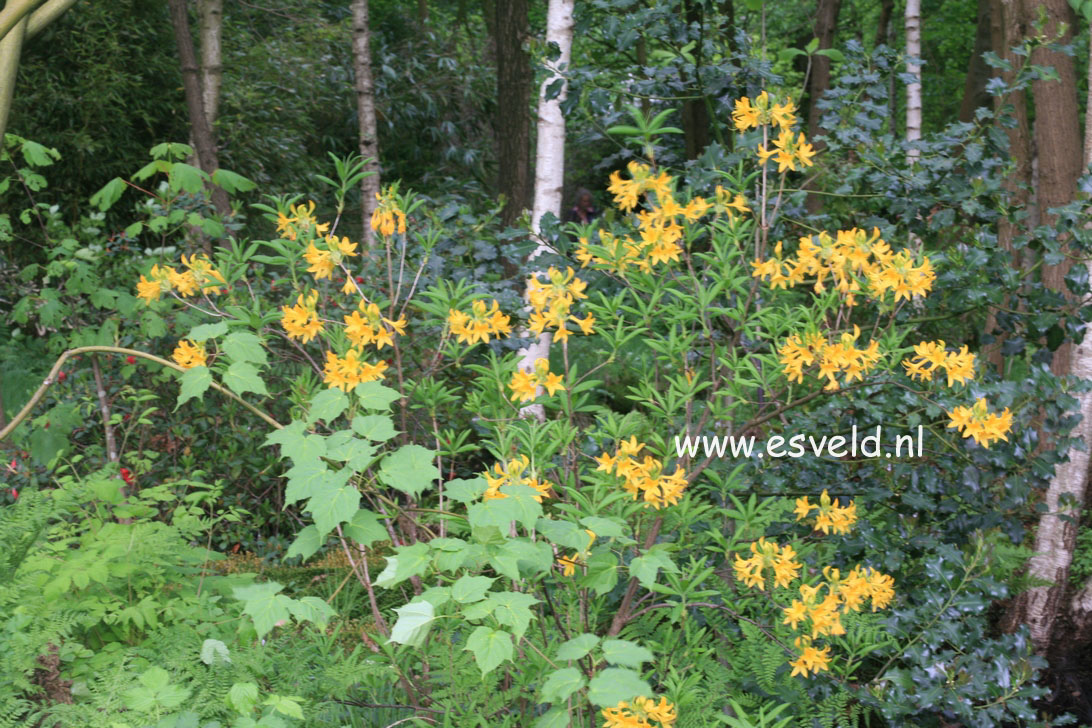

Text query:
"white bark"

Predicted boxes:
[[905, 0, 922, 162], [351, 0, 381, 247], [0, 0, 28, 143], [516, 0, 573, 421], [198, 0, 222, 127]]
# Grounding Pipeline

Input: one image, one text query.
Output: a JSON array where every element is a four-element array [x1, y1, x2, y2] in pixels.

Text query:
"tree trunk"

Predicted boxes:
[[0, 0, 36, 45], [26, 0, 76, 40], [1006, 0, 1086, 655], [493, 0, 532, 227], [351, 0, 381, 248], [516, 0, 573, 422], [873, 0, 893, 49], [983, 0, 1031, 372], [198, 0, 222, 127], [957, 0, 994, 124], [905, 0, 922, 162], [0, 0, 28, 143], [807, 0, 841, 142], [167, 0, 230, 218], [680, 0, 710, 160], [1023, 0, 1082, 375]]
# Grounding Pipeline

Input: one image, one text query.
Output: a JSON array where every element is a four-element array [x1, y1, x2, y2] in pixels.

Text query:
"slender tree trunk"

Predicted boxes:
[[957, 0, 994, 124], [905, 0, 923, 162], [680, 0, 710, 160], [0, 0, 36, 45], [352, 0, 381, 248], [516, 0, 574, 422], [983, 0, 1031, 371], [417, 0, 428, 26], [1005, 0, 1085, 655], [167, 0, 230, 218], [1024, 0, 1082, 375], [493, 0, 533, 227], [26, 0, 75, 39], [198, 0, 222, 127], [874, 0, 893, 49], [0, 0, 28, 143], [807, 0, 841, 142]]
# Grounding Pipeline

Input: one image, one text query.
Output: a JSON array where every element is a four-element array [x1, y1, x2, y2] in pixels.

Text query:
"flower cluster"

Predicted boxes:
[[947, 397, 1013, 448], [902, 340, 975, 387], [447, 299, 512, 345], [557, 529, 597, 577], [276, 200, 330, 241], [304, 234, 358, 288], [757, 130, 816, 172], [793, 489, 857, 535], [281, 290, 324, 343], [171, 340, 207, 369], [136, 254, 227, 305], [508, 358, 565, 403], [527, 267, 594, 342], [322, 349, 388, 391], [778, 326, 882, 391], [732, 538, 802, 589], [344, 301, 407, 351], [601, 696, 676, 728], [482, 454, 552, 502], [782, 566, 895, 677], [606, 160, 673, 213], [594, 437, 687, 509], [370, 186, 407, 237], [751, 229, 934, 306], [732, 91, 797, 132]]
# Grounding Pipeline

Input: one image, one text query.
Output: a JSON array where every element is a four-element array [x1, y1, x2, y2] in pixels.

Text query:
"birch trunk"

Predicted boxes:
[[0, 0, 28, 143], [904, 0, 922, 162], [351, 0, 381, 248], [198, 0, 222, 127], [516, 0, 573, 421]]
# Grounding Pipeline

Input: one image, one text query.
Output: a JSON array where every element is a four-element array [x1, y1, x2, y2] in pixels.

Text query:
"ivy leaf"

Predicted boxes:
[[540, 667, 585, 703], [223, 361, 268, 397], [451, 575, 495, 604], [175, 366, 212, 409], [351, 414, 398, 442], [308, 388, 348, 425], [379, 444, 439, 498], [222, 331, 266, 364], [556, 633, 599, 661], [601, 639, 655, 669], [389, 600, 435, 647], [587, 668, 652, 707], [464, 626, 514, 676], [355, 381, 401, 410]]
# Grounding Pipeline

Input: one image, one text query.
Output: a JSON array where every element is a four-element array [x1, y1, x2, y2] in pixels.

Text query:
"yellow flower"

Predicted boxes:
[[281, 291, 324, 343], [947, 397, 1012, 448], [509, 369, 538, 403], [136, 264, 172, 304], [789, 643, 832, 678], [322, 349, 388, 391], [171, 340, 207, 369], [370, 186, 407, 236], [448, 299, 511, 345]]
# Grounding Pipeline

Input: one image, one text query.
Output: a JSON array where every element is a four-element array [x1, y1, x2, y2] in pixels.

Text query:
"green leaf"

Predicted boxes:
[[587, 667, 652, 707], [304, 485, 360, 536], [355, 381, 401, 410], [379, 444, 439, 498], [232, 582, 293, 638], [629, 545, 679, 589], [227, 682, 259, 715], [601, 639, 655, 669], [20, 140, 59, 166], [464, 626, 514, 675], [175, 366, 212, 409], [488, 539, 553, 580], [466, 485, 542, 532], [168, 162, 208, 194], [264, 421, 326, 462], [534, 709, 570, 728], [200, 639, 231, 665], [582, 550, 619, 596], [223, 361, 268, 397], [285, 595, 335, 628], [536, 517, 591, 551], [389, 600, 435, 647], [308, 388, 348, 424], [374, 542, 431, 588], [814, 47, 845, 63], [223, 331, 267, 364], [556, 633, 599, 661], [444, 477, 487, 503], [285, 525, 323, 561], [343, 508, 388, 547], [580, 516, 626, 539], [90, 177, 126, 211], [211, 168, 257, 194], [451, 575, 495, 604], [351, 414, 398, 442], [188, 321, 228, 341], [540, 667, 585, 703], [490, 591, 538, 640]]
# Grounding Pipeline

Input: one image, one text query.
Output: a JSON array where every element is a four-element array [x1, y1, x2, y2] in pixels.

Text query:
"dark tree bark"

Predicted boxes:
[[1024, 0, 1082, 375], [807, 0, 842, 142], [873, 0, 893, 49], [492, 0, 532, 227], [680, 0, 711, 160], [167, 0, 230, 218], [957, 0, 994, 123]]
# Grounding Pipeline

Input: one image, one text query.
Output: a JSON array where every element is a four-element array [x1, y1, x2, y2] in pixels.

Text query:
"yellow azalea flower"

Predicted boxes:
[[322, 349, 388, 391], [136, 264, 172, 304], [509, 369, 538, 403], [481, 454, 552, 502], [947, 397, 1013, 448], [448, 299, 510, 345], [171, 340, 207, 369], [558, 555, 579, 577], [602, 696, 676, 728], [304, 242, 335, 280], [370, 187, 407, 236], [281, 291, 324, 343], [789, 643, 832, 678]]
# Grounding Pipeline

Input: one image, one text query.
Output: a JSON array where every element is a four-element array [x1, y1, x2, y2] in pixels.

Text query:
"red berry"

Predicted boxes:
[[57, 371, 67, 382], [10, 489, 17, 499], [126, 356, 136, 365], [355, 276, 364, 283], [120, 468, 135, 486]]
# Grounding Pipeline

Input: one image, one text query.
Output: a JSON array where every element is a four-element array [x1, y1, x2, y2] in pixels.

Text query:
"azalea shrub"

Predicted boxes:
[[47, 88, 1051, 728]]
